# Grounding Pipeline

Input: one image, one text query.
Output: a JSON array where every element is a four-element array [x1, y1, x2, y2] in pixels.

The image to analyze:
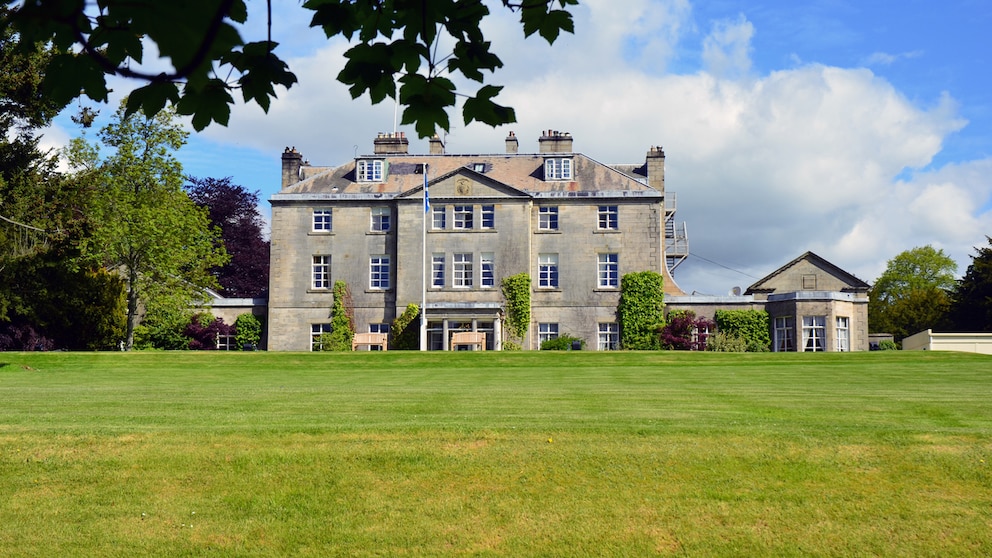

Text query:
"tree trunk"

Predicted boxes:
[[124, 267, 139, 350]]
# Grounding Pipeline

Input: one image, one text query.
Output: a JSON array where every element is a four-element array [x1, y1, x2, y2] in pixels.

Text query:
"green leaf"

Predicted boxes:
[[305, 0, 361, 39], [520, 5, 575, 43], [42, 53, 109, 106], [462, 85, 516, 127], [124, 82, 182, 120], [399, 74, 455, 137], [176, 80, 233, 130]]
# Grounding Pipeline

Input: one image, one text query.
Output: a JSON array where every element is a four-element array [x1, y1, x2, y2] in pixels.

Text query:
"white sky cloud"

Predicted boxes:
[[44, 0, 992, 297]]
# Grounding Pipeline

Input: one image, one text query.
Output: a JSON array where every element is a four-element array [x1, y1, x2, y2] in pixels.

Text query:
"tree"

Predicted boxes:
[[70, 101, 228, 350], [5, 0, 578, 135], [869, 245, 957, 340], [186, 176, 269, 298], [948, 237, 992, 332], [617, 271, 665, 350]]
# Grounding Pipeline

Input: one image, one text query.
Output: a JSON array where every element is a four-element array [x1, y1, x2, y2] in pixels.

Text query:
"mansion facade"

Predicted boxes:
[[267, 130, 685, 351], [261, 129, 870, 352]]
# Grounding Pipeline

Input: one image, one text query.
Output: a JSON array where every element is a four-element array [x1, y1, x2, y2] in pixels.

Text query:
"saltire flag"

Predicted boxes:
[[423, 163, 430, 213]]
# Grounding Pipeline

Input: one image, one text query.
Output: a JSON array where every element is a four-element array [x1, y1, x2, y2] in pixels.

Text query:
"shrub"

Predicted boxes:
[[713, 309, 770, 352], [321, 281, 355, 351], [660, 310, 714, 351], [707, 331, 748, 352], [540, 334, 585, 350], [879, 339, 899, 351], [618, 271, 665, 350], [185, 313, 233, 350], [0, 323, 55, 351], [234, 313, 262, 349], [501, 273, 531, 345]]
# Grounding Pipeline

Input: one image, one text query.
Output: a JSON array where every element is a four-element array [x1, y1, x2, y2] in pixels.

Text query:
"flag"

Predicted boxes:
[[423, 163, 430, 213]]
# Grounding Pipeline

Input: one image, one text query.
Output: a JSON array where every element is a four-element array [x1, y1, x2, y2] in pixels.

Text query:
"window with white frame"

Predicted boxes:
[[371, 207, 390, 232], [598, 205, 618, 230], [357, 159, 384, 182], [453, 205, 473, 229], [432, 254, 445, 288], [597, 253, 619, 288], [311, 323, 332, 351], [481, 205, 495, 229], [598, 323, 619, 351], [539, 206, 559, 230], [216, 334, 236, 350], [369, 255, 390, 290], [538, 323, 559, 346], [544, 158, 572, 180], [368, 323, 390, 351], [835, 317, 850, 352], [453, 253, 473, 288], [538, 253, 559, 288], [432, 205, 446, 229], [481, 252, 495, 288], [802, 316, 826, 352], [312, 255, 330, 290], [312, 209, 332, 232], [774, 317, 795, 352]]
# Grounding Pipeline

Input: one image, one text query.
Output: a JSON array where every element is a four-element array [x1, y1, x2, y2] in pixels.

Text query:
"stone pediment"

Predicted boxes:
[[398, 167, 531, 201], [745, 251, 871, 295]]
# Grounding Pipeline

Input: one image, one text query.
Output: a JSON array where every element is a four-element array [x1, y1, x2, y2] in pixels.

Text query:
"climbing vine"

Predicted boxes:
[[390, 303, 421, 350], [500, 273, 531, 346], [617, 271, 666, 350], [320, 280, 355, 351]]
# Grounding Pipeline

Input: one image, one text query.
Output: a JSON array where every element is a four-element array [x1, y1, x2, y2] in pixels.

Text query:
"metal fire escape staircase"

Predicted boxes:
[[664, 192, 689, 273]]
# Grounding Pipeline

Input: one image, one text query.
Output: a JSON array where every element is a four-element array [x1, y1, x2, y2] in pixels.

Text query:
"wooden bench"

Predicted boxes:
[[450, 331, 486, 351], [351, 332, 389, 351]]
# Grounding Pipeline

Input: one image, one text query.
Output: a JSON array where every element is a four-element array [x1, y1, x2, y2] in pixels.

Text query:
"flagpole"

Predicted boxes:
[[420, 163, 428, 351]]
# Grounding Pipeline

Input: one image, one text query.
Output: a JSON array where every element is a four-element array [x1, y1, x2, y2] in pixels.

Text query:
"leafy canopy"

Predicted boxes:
[[5, 0, 578, 135], [869, 245, 958, 338]]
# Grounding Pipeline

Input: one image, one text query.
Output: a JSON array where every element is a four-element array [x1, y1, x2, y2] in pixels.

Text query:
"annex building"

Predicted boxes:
[[267, 130, 687, 351]]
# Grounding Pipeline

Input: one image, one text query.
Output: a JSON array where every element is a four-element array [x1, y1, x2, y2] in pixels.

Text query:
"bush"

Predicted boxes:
[[660, 310, 714, 351], [234, 313, 262, 349], [321, 281, 355, 351], [185, 313, 233, 350], [540, 335, 584, 350], [879, 339, 899, 351], [707, 331, 748, 352], [713, 310, 770, 352], [0, 323, 55, 351], [618, 271, 665, 350]]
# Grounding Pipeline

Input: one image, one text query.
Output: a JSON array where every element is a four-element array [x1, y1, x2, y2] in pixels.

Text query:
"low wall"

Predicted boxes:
[[902, 329, 992, 355]]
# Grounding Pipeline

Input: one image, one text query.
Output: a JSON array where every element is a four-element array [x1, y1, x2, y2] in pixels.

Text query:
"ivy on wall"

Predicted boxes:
[[618, 271, 666, 350], [500, 273, 531, 348], [713, 309, 770, 352], [320, 280, 355, 351], [390, 303, 421, 350]]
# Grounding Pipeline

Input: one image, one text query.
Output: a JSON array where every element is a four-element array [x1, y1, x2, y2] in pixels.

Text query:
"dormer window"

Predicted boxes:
[[544, 157, 572, 180], [358, 159, 384, 182]]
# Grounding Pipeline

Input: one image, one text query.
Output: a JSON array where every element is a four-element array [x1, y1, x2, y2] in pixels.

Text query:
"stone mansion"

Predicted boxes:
[[258, 129, 869, 352]]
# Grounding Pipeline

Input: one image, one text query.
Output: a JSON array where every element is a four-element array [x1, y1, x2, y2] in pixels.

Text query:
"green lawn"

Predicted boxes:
[[1, 351, 990, 556]]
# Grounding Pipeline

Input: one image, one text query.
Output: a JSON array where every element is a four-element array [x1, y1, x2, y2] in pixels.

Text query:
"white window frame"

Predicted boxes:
[[371, 207, 391, 232], [774, 316, 795, 352], [453, 253, 473, 288], [311, 323, 332, 351], [835, 317, 850, 352], [598, 323, 619, 351], [598, 253, 619, 288], [453, 205, 473, 229], [598, 205, 618, 230], [357, 159, 384, 182], [802, 316, 826, 352], [481, 205, 495, 229], [544, 157, 573, 180], [432, 205, 446, 229], [538, 323, 559, 345], [312, 209, 332, 232], [369, 255, 390, 290], [312, 255, 330, 290], [481, 252, 495, 288], [539, 206, 559, 230], [431, 253, 445, 288], [538, 253, 559, 288]]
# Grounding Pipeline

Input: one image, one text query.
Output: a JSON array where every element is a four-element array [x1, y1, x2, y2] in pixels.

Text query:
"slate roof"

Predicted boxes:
[[273, 153, 661, 200]]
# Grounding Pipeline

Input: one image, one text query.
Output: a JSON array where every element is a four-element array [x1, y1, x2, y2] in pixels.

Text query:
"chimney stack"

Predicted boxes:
[[429, 134, 445, 155], [505, 131, 519, 154], [538, 129, 573, 153], [373, 131, 409, 154], [281, 146, 302, 189], [645, 145, 665, 193]]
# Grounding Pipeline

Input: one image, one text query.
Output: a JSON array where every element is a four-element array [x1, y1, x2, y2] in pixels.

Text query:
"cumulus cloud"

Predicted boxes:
[[53, 0, 987, 296]]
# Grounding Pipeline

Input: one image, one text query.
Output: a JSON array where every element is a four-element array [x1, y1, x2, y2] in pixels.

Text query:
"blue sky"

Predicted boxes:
[[45, 0, 992, 295]]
